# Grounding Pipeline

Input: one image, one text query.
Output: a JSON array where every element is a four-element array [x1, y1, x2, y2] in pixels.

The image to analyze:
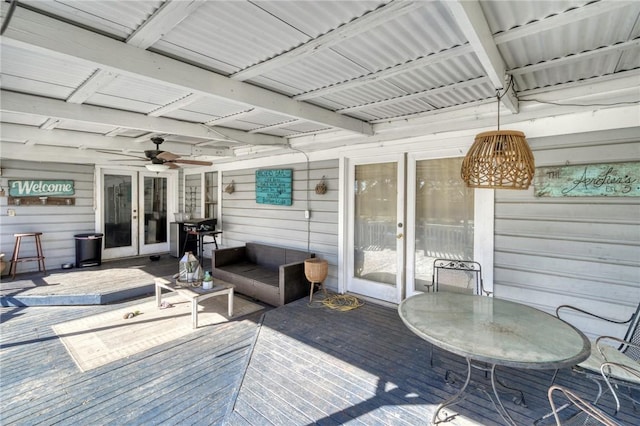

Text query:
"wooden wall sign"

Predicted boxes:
[[9, 180, 75, 197], [534, 162, 640, 197], [256, 169, 292, 206]]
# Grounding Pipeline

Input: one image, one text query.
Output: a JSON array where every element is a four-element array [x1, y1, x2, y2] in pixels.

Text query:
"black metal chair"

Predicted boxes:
[[555, 302, 640, 414], [430, 258, 491, 296], [546, 385, 622, 426]]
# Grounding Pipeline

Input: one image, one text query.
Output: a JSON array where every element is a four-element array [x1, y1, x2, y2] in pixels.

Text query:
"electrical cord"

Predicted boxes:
[[1, 0, 18, 36], [308, 292, 364, 311], [521, 99, 639, 107], [287, 145, 311, 254]]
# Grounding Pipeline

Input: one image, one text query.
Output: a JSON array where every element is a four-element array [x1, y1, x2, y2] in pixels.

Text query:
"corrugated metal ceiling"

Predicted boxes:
[[1, 0, 638, 164]]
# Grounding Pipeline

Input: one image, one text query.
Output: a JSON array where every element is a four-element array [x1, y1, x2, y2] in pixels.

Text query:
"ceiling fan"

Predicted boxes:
[[105, 137, 213, 170]]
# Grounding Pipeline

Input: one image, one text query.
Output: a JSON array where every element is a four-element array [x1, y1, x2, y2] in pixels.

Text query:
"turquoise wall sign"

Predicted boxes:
[[256, 169, 292, 205], [534, 162, 640, 197], [9, 180, 75, 197]]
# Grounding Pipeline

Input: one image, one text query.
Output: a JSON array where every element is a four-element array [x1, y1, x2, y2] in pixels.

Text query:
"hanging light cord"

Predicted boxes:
[[1, 0, 18, 36], [495, 75, 515, 131]]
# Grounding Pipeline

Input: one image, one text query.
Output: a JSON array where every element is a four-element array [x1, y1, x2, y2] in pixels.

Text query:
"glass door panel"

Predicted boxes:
[[102, 171, 138, 258], [140, 174, 168, 254], [412, 157, 474, 293], [354, 163, 398, 284], [348, 156, 405, 303]]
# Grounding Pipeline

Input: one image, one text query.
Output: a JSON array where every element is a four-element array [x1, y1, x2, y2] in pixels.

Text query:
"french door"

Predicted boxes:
[[346, 155, 406, 303], [345, 153, 490, 304], [98, 168, 176, 260]]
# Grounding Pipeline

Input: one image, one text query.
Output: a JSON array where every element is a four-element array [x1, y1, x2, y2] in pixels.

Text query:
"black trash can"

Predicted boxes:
[[74, 233, 104, 268]]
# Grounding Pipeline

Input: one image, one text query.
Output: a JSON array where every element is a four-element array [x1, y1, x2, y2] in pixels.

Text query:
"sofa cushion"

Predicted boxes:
[[285, 248, 312, 264], [246, 243, 286, 271]]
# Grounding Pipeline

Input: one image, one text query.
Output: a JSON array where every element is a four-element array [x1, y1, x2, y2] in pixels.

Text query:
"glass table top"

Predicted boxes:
[[398, 292, 590, 369]]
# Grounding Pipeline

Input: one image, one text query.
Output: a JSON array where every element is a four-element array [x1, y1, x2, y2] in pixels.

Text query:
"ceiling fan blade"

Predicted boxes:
[[156, 151, 180, 161], [174, 159, 213, 166], [167, 162, 180, 169]]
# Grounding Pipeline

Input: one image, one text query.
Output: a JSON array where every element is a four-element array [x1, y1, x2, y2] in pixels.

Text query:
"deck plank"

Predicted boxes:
[[0, 296, 261, 426], [2, 281, 640, 425]]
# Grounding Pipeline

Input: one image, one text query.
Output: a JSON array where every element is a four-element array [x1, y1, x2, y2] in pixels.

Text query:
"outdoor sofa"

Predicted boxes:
[[211, 242, 314, 306]]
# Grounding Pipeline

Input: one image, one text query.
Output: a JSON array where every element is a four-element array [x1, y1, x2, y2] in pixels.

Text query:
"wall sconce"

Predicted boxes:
[[315, 176, 327, 195], [224, 180, 235, 194]]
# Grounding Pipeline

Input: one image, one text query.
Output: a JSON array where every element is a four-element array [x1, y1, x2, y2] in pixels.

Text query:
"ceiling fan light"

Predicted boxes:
[[145, 163, 170, 172], [461, 130, 535, 190]]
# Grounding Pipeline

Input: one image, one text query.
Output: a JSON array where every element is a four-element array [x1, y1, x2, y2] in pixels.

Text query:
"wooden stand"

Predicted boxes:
[[9, 232, 46, 279]]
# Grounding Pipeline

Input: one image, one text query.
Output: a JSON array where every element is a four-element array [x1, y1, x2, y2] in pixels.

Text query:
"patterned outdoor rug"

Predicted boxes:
[[52, 294, 263, 372]]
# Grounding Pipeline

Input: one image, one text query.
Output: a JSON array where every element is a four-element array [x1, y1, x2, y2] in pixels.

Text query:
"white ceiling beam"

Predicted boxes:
[[104, 128, 127, 137], [494, 0, 631, 45], [0, 90, 286, 146], [205, 108, 256, 126], [39, 118, 60, 130], [295, 45, 474, 101], [126, 0, 206, 49], [231, 1, 424, 82], [445, 0, 518, 113], [147, 93, 201, 117], [510, 39, 640, 75], [249, 119, 299, 134], [518, 69, 640, 98], [337, 77, 488, 113], [0, 142, 118, 164], [65, 1, 205, 106], [66, 69, 117, 104], [1, 4, 373, 136], [0, 124, 233, 157]]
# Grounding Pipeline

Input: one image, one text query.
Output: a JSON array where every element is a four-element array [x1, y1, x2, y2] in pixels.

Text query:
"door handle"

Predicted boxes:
[[396, 233, 403, 239]]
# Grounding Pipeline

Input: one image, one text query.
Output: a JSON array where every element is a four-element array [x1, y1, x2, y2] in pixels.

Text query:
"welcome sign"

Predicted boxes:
[[9, 180, 75, 197]]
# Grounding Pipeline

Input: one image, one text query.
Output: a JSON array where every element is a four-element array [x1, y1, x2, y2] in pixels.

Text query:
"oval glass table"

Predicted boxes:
[[398, 292, 591, 425]]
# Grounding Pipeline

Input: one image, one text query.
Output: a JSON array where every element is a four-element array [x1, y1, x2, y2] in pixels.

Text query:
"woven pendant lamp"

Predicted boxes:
[[461, 78, 534, 190], [461, 130, 535, 189]]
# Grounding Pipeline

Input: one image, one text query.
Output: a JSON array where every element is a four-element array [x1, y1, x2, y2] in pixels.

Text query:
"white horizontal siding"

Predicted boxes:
[[494, 131, 640, 340], [0, 160, 95, 274], [219, 160, 339, 290]]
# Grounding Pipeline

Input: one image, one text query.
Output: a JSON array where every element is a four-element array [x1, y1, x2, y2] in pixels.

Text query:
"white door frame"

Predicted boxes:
[[96, 166, 178, 259], [405, 152, 494, 298], [138, 170, 178, 255], [339, 150, 494, 304], [343, 154, 406, 304]]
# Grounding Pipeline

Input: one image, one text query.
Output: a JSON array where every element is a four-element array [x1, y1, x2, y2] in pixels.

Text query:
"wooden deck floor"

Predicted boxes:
[[1, 255, 180, 306], [2, 292, 640, 425]]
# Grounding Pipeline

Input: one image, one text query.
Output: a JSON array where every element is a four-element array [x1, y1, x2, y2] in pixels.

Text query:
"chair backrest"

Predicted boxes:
[[432, 259, 486, 295], [622, 302, 640, 360], [547, 385, 621, 426]]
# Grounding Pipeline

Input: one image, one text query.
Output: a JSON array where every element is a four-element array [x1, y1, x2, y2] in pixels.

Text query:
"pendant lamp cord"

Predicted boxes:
[[495, 75, 514, 131], [1, 0, 18, 36]]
